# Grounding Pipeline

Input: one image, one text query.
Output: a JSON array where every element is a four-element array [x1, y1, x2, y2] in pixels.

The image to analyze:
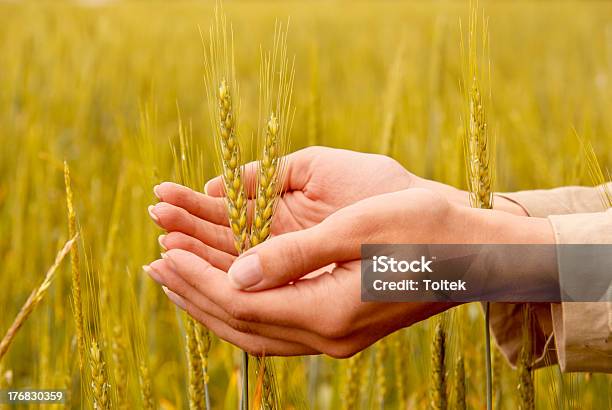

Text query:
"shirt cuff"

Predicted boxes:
[[489, 303, 557, 369], [497, 185, 609, 217], [548, 210, 612, 372], [551, 302, 612, 372]]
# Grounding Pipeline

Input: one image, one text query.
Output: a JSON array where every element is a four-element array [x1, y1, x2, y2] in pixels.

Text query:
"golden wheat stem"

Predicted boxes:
[[218, 79, 249, 253], [374, 339, 388, 409], [64, 162, 86, 371], [453, 356, 467, 410], [138, 363, 155, 410], [194, 321, 212, 410], [430, 321, 447, 410], [463, 4, 494, 409], [251, 113, 280, 246], [111, 324, 128, 409], [185, 316, 205, 410], [90, 339, 110, 410], [393, 332, 408, 410], [0, 236, 77, 362], [517, 305, 535, 410], [342, 351, 367, 410]]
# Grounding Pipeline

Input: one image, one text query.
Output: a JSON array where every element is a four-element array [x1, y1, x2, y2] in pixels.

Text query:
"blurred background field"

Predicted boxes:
[[0, 0, 610, 409]]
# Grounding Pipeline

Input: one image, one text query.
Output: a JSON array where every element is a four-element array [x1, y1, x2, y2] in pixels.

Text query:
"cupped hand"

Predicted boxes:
[[144, 188, 462, 357], [147, 146, 414, 260]]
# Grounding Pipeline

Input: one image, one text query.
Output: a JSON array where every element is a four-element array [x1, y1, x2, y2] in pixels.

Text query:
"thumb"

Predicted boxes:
[[204, 175, 224, 197], [204, 161, 259, 198], [227, 221, 358, 291]]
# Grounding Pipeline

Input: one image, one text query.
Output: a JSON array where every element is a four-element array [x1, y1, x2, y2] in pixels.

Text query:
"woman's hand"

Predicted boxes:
[[147, 146, 414, 266], [147, 146, 526, 266], [144, 188, 552, 357]]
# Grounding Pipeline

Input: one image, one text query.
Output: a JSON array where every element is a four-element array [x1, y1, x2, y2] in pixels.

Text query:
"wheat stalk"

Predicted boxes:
[[185, 316, 206, 410], [217, 80, 249, 252], [194, 320, 212, 410], [251, 22, 294, 410], [307, 43, 321, 146], [64, 161, 86, 371], [452, 356, 467, 410], [430, 321, 447, 410], [380, 36, 406, 156], [342, 351, 367, 410], [0, 236, 77, 362], [202, 7, 251, 408], [90, 339, 110, 410], [138, 363, 155, 410], [393, 332, 410, 409], [168, 107, 213, 409], [462, 3, 495, 409], [126, 269, 156, 410], [576, 130, 612, 208], [517, 305, 535, 410], [111, 324, 128, 409], [374, 339, 388, 409]]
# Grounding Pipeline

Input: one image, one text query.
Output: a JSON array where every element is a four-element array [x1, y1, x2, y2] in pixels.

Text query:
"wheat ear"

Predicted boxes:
[[64, 161, 86, 371], [202, 8, 250, 408], [218, 79, 249, 252], [463, 4, 494, 409], [374, 339, 388, 409], [185, 316, 206, 410], [251, 23, 294, 410], [493, 347, 503, 409], [111, 325, 128, 409], [464, 2, 494, 211], [194, 320, 212, 410], [90, 339, 110, 410], [393, 332, 409, 410], [452, 356, 467, 410], [517, 305, 535, 410], [576, 130, 612, 208], [251, 113, 280, 246], [342, 351, 367, 410], [138, 363, 155, 410], [430, 321, 447, 410], [0, 236, 77, 361]]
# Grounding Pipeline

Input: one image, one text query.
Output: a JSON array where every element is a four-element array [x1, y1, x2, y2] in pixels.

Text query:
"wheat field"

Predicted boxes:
[[0, 1, 611, 409]]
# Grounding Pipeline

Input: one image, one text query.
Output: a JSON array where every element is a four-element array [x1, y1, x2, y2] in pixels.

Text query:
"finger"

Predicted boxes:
[[227, 218, 357, 291], [204, 147, 315, 198], [154, 182, 229, 226], [162, 249, 349, 335], [162, 287, 315, 357], [158, 253, 389, 357], [148, 202, 237, 255], [149, 257, 349, 353], [204, 161, 258, 199], [159, 232, 235, 271]]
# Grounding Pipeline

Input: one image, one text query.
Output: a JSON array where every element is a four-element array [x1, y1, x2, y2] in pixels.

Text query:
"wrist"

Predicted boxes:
[[447, 206, 560, 301], [412, 176, 528, 216], [451, 205, 555, 244]]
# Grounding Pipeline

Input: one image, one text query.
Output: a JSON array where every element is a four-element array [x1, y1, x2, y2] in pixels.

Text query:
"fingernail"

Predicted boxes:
[[163, 286, 187, 310], [143, 265, 162, 284], [153, 184, 162, 200], [161, 252, 177, 270], [203, 181, 210, 195], [158, 234, 167, 250], [228, 253, 263, 289], [148, 205, 160, 223]]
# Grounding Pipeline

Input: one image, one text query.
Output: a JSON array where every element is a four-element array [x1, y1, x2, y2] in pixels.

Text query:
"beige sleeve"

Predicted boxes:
[[497, 184, 611, 216], [489, 185, 612, 373]]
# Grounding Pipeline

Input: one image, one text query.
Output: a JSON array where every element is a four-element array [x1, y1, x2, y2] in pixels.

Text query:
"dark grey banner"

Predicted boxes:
[[361, 244, 612, 302]]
